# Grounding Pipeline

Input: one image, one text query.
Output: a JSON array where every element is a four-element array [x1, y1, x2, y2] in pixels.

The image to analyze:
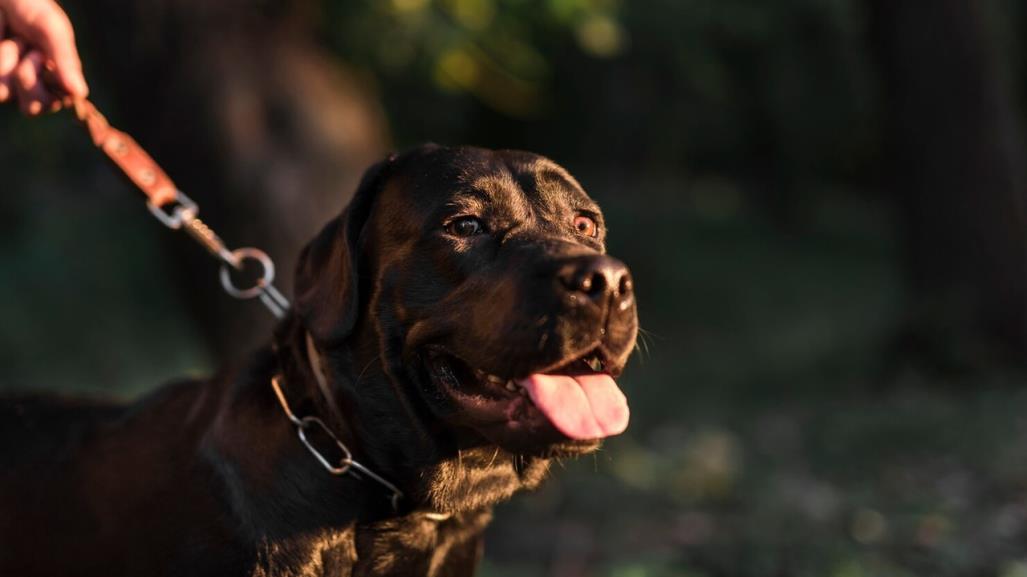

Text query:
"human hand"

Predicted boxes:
[[0, 0, 87, 115]]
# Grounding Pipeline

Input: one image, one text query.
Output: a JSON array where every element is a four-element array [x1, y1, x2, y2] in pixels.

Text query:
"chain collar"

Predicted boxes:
[[270, 332, 456, 522], [270, 373, 404, 512]]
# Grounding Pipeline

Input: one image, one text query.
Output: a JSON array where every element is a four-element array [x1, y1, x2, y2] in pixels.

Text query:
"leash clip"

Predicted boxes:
[[219, 248, 291, 319], [144, 189, 290, 319], [146, 190, 197, 230]]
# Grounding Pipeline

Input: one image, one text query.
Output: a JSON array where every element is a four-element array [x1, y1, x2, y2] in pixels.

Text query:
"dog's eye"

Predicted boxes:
[[445, 216, 484, 237], [573, 215, 599, 238]]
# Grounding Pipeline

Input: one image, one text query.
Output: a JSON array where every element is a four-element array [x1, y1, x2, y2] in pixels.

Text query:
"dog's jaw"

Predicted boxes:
[[378, 331, 563, 514], [421, 446, 552, 514]]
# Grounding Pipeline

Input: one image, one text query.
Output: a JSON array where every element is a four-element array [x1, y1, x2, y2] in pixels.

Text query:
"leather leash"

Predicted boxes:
[[66, 99, 178, 209], [57, 93, 290, 318]]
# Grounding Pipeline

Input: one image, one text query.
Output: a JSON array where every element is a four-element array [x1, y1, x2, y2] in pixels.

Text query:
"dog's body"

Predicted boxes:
[[0, 145, 637, 576], [1, 353, 498, 576]]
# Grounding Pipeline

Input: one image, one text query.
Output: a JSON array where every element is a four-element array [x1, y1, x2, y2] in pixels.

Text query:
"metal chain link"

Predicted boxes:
[[271, 375, 404, 511], [146, 190, 290, 319]]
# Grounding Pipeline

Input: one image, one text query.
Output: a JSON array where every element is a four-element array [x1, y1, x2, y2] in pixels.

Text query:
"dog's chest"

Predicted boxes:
[[250, 513, 487, 577], [350, 513, 488, 577], [250, 528, 356, 577]]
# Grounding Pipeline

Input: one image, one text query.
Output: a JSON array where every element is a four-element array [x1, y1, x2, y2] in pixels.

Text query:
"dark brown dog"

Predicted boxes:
[[0, 144, 638, 576]]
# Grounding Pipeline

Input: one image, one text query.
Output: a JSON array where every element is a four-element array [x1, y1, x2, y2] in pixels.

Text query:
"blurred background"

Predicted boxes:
[[2, 0, 1027, 575]]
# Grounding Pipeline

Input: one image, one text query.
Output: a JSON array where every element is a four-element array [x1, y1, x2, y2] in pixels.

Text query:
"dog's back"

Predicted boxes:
[[0, 394, 124, 466], [0, 382, 250, 577]]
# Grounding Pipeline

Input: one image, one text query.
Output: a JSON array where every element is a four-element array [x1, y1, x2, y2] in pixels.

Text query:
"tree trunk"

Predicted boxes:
[[869, 0, 1027, 367]]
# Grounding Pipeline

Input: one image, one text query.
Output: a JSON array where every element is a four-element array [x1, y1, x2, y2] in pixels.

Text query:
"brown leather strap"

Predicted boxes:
[[41, 67, 177, 207], [66, 98, 178, 208]]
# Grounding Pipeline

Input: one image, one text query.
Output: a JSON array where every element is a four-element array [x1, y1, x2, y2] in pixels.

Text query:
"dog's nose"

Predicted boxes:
[[559, 255, 633, 304]]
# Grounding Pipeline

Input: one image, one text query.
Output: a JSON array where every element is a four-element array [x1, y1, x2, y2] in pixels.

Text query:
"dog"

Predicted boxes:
[[0, 144, 638, 576]]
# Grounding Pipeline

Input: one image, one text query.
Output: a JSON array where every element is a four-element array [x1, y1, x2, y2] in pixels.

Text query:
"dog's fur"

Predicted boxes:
[[0, 145, 638, 576]]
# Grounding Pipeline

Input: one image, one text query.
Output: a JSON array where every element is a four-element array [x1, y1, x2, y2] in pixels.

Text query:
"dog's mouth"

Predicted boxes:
[[423, 346, 630, 444]]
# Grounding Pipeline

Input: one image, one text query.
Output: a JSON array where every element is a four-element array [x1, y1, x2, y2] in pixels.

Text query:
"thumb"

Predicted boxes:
[[33, 11, 87, 98], [8, 0, 87, 98], [51, 49, 87, 98]]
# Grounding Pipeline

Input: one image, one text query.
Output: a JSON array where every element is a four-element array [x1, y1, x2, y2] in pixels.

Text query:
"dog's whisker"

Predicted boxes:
[[641, 335, 653, 355], [354, 355, 382, 387], [486, 448, 501, 469], [637, 326, 657, 343], [537, 331, 549, 352], [632, 341, 647, 365], [634, 326, 655, 361]]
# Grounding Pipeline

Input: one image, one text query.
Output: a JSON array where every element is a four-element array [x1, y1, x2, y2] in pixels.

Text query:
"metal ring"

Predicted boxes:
[[219, 247, 275, 300]]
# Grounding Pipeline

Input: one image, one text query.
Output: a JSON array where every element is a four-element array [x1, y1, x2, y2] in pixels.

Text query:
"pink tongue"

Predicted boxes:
[[517, 373, 630, 440]]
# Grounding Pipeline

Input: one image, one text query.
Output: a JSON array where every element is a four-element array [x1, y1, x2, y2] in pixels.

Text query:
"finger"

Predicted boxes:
[[15, 50, 50, 115], [16, 4, 86, 98], [0, 38, 23, 102]]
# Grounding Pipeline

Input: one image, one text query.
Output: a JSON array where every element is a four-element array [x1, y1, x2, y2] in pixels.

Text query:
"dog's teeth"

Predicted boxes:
[[586, 356, 603, 372], [505, 381, 517, 392], [439, 364, 458, 387]]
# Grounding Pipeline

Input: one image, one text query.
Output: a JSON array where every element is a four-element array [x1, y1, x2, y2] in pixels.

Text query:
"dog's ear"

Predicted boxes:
[[294, 154, 396, 345]]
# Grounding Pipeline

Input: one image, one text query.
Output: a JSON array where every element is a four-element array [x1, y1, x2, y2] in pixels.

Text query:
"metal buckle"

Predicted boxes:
[[146, 190, 197, 230]]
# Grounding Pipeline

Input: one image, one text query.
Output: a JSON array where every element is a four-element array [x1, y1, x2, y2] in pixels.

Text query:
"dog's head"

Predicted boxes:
[[295, 144, 637, 459]]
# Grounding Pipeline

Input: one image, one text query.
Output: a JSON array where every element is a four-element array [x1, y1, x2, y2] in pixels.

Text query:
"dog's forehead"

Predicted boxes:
[[400, 147, 596, 217]]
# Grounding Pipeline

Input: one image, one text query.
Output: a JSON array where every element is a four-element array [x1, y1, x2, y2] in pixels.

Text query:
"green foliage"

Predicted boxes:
[[326, 0, 627, 116], [324, 0, 881, 207]]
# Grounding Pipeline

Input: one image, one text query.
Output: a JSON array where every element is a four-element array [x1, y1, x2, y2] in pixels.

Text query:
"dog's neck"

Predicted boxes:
[[202, 313, 554, 574], [261, 314, 552, 517]]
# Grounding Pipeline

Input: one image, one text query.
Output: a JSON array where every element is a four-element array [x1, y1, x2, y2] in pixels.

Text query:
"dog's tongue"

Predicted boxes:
[[517, 373, 629, 439]]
